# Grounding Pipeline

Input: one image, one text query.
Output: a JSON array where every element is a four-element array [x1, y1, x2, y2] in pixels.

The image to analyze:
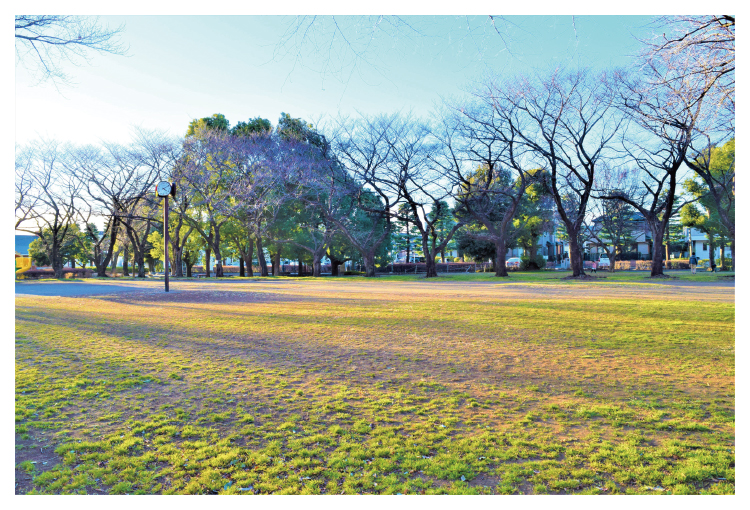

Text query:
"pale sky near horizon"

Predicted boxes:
[[15, 15, 654, 146]]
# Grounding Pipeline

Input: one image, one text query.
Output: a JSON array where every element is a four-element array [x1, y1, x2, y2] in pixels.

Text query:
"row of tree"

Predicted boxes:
[[16, 18, 734, 279]]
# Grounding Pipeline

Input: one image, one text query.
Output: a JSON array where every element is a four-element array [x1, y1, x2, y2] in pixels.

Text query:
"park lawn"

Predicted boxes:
[[15, 278, 734, 495]]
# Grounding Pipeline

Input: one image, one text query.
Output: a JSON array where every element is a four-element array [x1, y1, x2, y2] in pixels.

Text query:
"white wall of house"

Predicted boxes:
[[691, 241, 732, 260], [685, 227, 732, 260]]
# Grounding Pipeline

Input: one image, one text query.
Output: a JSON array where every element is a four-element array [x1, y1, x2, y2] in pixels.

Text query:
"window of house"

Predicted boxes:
[[703, 243, 708, 251]]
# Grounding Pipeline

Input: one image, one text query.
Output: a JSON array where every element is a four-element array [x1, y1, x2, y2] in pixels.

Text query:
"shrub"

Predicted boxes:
[[454, 257, 463, 263], [615, 260, 632, 271], [666, 260, 690, 270], [635, 260, 671, 271], [635, 260, 652, 271], [520, 255, 546, 271]]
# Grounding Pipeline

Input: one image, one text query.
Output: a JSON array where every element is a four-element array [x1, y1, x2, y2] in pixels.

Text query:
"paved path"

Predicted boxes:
[[15, 280, 166, 297]]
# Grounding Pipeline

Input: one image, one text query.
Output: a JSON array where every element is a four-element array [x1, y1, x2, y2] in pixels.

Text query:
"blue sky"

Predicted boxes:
[[15, 15, 655, 145]]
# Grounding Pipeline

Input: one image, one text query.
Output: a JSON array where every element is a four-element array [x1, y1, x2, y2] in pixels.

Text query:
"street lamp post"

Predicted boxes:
[[155, 181, 176, 292]]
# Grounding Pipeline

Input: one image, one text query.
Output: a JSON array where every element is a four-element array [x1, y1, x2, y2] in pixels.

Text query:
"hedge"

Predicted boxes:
[[18, 267, 93, 279], [379, 262, 484, 273]]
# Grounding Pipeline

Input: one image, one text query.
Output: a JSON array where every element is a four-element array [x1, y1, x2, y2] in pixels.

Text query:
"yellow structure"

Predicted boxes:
[[15, 252, 33, 279]]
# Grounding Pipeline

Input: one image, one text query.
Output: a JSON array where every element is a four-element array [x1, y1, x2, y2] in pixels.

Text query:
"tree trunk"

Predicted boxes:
[[213, 240, 224, 278], [298, 256, 304, 276], [405, 230, 411, 263], [95, 223, 118, 277], [719, 243, 725, 269], [147, 259, 155, 275], [243, 240, 254, 277], [210, 224, 224, 277], [123, 247, 130, 276], [330, 254, 344, 276], [494, 240, 509, 277], [363, 251, 376, 277], [110, 249, 120, 275], [174, 245, 184, 277], [606, 247, 616, 273], [312, 252, 323, 277], [205, 246, 211, 278], [186, 261, 193, 277], [568, 233, 584, 277], [650, 227, 665, 277], [273, 251, 281, 276], [52, 241, 64, 279], [135, 251, 146, 278], [256, 237, 268, 276], [239, 257, 245, 277], [269, 250, 277, 275], [708, 233, 715, 270], [424, 257, 437, 277]]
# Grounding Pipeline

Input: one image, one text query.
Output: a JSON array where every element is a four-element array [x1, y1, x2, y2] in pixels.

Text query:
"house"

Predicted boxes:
[[683, 227, 732, 260], [585, 214, 732, 261], [14, 234, 38, 256], [586, 213, 651, 258]]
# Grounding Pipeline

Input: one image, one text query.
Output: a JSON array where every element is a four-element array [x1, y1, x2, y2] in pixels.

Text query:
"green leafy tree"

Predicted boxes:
[[232, 117, 272, 137], [455, 226, 496, 263], [583, 194, 637, 271], [186, 113, 230, 137], [511, 170, 554, 269], [683, 139, 734, 268], [28, 224, 88, 269], [394, 203, 418, 263], [426, 200, 457, 263]]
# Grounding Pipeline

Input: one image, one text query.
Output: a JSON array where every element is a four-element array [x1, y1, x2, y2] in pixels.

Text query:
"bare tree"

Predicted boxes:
[[15, 15, 127, 86], [120, 201, 158, 278], [601, 26, 717, 277], [345, 113, 464, 278], [437, 99, 532, 277], [272, 15, 557, 91], [166, 189, 197, 277], [483, 68, 622, 277], [326, 117, 397, 277], [15, 140, 87, 278], [102, 134, 170, 278], [585, 166, 638, 271], [15, 146, 40, 231], [68, 133, 172, 277], [639, 16, 734, 130]]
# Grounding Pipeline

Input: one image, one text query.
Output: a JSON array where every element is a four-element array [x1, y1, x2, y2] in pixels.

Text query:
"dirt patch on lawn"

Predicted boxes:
[[15, 428, 62, 495]]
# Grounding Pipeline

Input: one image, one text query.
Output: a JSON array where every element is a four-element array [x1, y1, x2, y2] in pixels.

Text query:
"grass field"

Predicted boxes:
[[15, 273, 735, 494]]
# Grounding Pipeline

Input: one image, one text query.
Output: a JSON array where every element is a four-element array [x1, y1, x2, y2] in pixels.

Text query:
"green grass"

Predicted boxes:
[[15, 276, 734, 494], [380, 269, 734, 283]]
